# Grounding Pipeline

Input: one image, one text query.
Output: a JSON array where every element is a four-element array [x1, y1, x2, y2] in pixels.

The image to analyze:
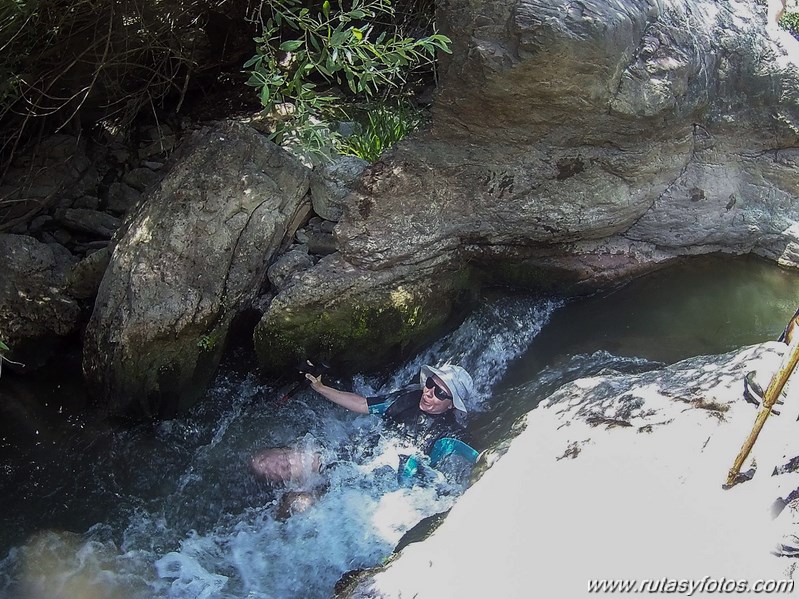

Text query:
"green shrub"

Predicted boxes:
[[338, 100, 426, 161], [0, 0, 448, 177], [244, 0, 449, 159], [780, 10, 799, 37]]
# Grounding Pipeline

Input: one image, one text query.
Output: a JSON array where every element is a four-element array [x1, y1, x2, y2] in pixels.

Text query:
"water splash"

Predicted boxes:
[[359, 296, 563, 411], [0, 295, 562, 599]]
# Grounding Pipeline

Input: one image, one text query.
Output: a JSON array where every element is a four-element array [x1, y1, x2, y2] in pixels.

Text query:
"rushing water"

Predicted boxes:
[[1, 255, 798, 599]]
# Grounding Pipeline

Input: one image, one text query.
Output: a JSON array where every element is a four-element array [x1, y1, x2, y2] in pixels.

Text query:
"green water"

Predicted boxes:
[[466, 254, 799, 448], [505, 254, 799, 386]]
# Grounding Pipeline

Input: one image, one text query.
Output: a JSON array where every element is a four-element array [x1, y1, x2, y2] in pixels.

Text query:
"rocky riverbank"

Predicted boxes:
[[4, 0, 799, 421], [342, 341, 799, 597]]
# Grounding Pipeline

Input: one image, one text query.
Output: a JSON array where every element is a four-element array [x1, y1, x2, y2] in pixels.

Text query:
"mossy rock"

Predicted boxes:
[[86, 319, 229, 420], [254, 258, 475, 374]]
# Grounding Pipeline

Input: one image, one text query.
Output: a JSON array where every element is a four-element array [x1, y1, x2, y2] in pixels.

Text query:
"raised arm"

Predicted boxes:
[[305, 373, 369, 414]]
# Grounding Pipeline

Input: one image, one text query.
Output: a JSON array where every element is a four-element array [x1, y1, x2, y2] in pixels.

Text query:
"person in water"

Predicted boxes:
[[250, 363, 477, 512], [304, 363, 475, 456]]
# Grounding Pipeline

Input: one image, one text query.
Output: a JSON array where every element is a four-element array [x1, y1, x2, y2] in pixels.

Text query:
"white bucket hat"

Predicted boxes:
[[419, 364, 474, 413]]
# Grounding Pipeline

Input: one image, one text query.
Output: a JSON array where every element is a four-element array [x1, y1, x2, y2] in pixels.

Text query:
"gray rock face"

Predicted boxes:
[[309, 155, 368, 222], [65, 247, 111, 300], [253, 252, 473, 373], [0, 234, 80, 371], [59, 208, 121, 238], [83, 122, 310, 418], [0, 135, 98, 229], [334, 0, 799, 269], [267, 249, 313, 291], [254, 0, 799, 371]]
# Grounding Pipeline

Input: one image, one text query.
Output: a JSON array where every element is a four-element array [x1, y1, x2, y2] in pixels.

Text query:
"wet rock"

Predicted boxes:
[[14, 530, 152, 598], [259, 0, 799, 377], [59, 209, 121, 238], [267, 249, 313, 291], [254, 252, 473, 373], [105, 181, 141, 214], [0, 234, 80, 371], [123, 167, 161, 192], [65, 247, 111, 300]]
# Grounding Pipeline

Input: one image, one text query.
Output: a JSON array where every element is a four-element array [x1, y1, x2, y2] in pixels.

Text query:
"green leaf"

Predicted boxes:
[[330, 29, 346, 47], [280, 39, 304, 52], [345, 71, 357, 93], [351, 27, 363, 41], [322, 0, 330, 18], [260, 85, 271, 106], [243, 54, 261, 69], [0, 340, 8, 352]]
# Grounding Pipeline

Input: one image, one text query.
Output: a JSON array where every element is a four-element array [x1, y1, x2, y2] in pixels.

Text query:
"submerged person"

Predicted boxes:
[[249, 447, 326, 519], [251, 363, 479, 497], [305, 363, 477, 468]]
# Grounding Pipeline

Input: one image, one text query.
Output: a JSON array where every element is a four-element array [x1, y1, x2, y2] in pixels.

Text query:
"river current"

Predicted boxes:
[[1, 255, 798, 599]]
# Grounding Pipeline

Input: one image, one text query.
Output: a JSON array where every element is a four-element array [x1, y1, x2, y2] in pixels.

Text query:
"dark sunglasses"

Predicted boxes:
[[425, 376, 453, 401]]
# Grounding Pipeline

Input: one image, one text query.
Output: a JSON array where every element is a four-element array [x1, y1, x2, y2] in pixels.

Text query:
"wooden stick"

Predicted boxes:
[[725, 317, 799, 488]]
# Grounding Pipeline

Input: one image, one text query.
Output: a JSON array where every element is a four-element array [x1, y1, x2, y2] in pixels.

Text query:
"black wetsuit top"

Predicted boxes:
[[367, 389, 469, 456]]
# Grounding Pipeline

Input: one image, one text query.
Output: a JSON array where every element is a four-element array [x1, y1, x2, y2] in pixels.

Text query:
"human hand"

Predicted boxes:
[[305, 372, 323, 388]]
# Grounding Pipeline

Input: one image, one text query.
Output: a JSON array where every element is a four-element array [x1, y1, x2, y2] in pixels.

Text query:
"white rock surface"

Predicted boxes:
[[344, 342, 799, 598]]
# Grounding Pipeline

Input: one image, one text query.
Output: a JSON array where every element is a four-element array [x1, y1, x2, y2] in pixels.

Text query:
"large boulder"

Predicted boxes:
[[336, 0, 799, 269], [254, 0, 799, 372], [254, 253, 473, 373], [0, 234, 80, 371], [83, 122, 310, 418]]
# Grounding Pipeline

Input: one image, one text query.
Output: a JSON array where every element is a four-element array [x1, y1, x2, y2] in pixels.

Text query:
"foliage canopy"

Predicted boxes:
[[0, 0, 448, 173], [244, 0, 449, 159]]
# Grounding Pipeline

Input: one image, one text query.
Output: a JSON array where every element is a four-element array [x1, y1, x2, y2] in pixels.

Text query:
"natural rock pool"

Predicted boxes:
[[1, 254, 798, 599]]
